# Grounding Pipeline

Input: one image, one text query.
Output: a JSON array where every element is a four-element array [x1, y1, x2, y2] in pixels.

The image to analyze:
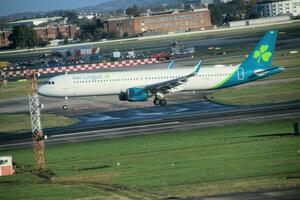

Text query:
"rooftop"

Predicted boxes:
[[7, 17, 63, 25]]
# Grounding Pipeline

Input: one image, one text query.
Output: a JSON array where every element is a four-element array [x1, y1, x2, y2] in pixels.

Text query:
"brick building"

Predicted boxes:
[[35, 25, 78, 40], [103, 8, 212, 36], [0, 31, 12, 47], [0, 25, 78, 48], [134, 8, 212, 34], [103, 17, 136, 36]]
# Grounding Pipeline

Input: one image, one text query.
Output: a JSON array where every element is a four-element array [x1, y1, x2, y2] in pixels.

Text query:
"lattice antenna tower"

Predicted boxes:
[[27, 71, 45, 175]]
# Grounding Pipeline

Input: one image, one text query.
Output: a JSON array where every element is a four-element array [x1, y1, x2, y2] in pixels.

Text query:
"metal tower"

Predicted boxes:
[[27, 72, 45, 175]]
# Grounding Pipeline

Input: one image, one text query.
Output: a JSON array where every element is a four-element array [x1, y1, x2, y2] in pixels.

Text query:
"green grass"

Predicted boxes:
[[1, 118, 300, 199], [0, 79, 47, 100], [0, 114, 78, 133], [207, 79, 300, 105], [0, 80, 28, 100]]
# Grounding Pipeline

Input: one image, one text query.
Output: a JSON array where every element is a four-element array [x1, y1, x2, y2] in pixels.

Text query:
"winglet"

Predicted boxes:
[[192, 60, 202, 75], [168, 60, 176, 69]]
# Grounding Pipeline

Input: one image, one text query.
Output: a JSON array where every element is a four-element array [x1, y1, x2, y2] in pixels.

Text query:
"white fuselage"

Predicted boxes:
[[38, 65, 239, 97]]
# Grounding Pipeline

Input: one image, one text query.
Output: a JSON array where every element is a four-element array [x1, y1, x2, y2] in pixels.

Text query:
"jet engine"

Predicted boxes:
[[119, 87, 149, 102]]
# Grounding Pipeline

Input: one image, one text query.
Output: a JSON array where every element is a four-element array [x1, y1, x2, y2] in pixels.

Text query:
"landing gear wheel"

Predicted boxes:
[[153, 98, 160, 105], [159, 99, 167, 106], [62, 105, 68, 111]]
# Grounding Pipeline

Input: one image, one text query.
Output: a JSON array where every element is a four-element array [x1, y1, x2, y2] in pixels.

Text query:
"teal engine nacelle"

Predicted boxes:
[[119, 87, 149, 102]]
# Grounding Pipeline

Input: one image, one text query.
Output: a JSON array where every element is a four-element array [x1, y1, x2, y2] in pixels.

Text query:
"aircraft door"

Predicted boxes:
[[238, 67, 244, 80]]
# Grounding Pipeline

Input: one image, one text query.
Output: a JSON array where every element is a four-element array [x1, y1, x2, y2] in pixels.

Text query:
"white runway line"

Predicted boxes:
[[51, 121, 180, 138], [1, 112, 299, 149]]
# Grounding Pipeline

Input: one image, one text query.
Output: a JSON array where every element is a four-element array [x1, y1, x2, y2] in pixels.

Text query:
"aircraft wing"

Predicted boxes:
[[144, 60, 202, 94]]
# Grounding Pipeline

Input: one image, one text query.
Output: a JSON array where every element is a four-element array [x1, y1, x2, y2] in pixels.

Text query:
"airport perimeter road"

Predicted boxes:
[[0, 101, 299, 150]]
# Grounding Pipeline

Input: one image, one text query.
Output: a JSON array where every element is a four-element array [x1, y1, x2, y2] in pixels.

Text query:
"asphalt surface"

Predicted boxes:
[[188, 188, 300, 200], [1, 100, 299, 150]]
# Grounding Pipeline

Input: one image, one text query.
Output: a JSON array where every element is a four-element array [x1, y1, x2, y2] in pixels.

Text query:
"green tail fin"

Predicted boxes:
[[241, 30, 278, 70]]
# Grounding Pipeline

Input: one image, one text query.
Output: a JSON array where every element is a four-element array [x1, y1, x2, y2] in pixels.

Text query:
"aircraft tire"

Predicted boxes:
[[153, 98, 160, 105], [62, 105, 68, 111], [159, 99, 167, 106]]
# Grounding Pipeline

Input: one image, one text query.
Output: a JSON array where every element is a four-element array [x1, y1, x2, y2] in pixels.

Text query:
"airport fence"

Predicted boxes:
[[4, 58, 158, 78]]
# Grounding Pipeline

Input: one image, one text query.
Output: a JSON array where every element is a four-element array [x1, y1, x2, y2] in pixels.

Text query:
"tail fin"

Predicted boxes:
[[241, 30, 278, 70], [168, 60, 176, 69]]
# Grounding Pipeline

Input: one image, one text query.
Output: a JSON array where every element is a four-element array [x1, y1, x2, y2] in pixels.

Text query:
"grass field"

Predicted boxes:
[[207, 79, 300, 105], [1, 118, 300, 199], [0, 79, 46, 100], [0, 113, 78, 133], [0, 80, 28, 100]]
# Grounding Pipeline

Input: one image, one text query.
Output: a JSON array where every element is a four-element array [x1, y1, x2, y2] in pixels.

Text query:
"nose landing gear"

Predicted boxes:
[[63, 97, 69, 111], [62, 105, 68, 110]]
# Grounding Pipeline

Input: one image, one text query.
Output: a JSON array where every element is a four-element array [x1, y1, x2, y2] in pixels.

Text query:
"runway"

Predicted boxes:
[[1, 100, 299, 150]]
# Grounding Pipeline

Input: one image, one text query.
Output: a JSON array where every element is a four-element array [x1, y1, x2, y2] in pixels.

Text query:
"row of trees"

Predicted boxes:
[[8, 26, 48, 49], [209, 0, 259, 26]]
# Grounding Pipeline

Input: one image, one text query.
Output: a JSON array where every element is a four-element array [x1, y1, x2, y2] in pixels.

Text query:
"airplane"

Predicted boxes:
[[38, 30, 284, 110]]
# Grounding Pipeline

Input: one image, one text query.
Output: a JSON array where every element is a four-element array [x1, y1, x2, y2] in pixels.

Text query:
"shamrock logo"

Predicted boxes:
[[253, 45, 272, 63]]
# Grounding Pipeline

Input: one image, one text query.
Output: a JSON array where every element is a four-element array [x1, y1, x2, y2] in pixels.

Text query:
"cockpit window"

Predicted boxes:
[[51, 81, 55, 84], [48, 81, 55, 84]]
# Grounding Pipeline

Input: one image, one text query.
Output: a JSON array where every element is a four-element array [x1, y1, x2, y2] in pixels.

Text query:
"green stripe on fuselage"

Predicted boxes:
[[210, 66, 239, 90]]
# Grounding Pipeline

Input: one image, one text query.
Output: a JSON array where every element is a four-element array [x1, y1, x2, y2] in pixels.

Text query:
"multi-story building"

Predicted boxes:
[[0, 24, 78, 48], [35, 25, 78, 40], [134, 8, 212, 34], [0, 30, 11, 47], [103, 8, 212, 36], [253, 0, 300, 17], [103, 17, 136, 36]]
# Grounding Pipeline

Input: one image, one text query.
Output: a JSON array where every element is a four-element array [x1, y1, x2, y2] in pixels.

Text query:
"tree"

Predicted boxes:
[[79, 31, 94, 42], [208, 0, 259, 26], [37, 36, 49, 47], [57, 31, 65, 40], [126, 5, 141, 17], [9, 26, 38, 49], [93, 28, 104, 41], [123, 32, 129, 38], [63, 38, 69, 45], [64, 11, 79, 24]]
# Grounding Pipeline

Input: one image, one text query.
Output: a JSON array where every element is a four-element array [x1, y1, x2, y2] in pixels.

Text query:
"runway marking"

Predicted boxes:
[[0, 141, 33, 148], [47, 111, 300, 142], [178, 111, 300, 128], [51, 121, 180, 138], [1, 111, 299, 149]]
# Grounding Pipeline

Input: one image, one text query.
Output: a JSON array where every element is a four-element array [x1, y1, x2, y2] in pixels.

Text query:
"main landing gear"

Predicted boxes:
[[153, 97, 167, 106]]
